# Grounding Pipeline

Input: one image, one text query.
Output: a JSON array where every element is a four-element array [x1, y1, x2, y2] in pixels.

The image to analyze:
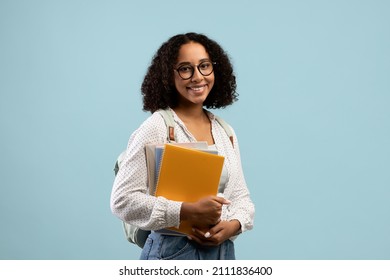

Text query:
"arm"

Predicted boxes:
[[180, 196, 231, 228], [110, 113, 182, 230], [225, 131, 255, 234], [188, 124, 255, 245]]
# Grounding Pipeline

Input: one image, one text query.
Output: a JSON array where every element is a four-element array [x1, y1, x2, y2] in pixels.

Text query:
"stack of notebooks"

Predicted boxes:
[[145, 142, 225, 235]]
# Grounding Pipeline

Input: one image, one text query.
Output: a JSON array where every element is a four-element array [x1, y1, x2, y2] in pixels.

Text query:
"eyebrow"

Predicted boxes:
[[176, 58, 211, 67]]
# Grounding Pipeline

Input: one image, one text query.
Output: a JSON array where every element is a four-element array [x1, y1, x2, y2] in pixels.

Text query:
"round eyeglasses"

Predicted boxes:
[[174, 61, 216, 80]]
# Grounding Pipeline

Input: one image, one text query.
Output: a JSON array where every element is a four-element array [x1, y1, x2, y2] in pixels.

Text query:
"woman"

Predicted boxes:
[[111, 32, 254, 260]]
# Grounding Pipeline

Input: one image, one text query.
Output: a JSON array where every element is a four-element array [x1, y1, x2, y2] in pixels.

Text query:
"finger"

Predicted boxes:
[[202, 225, 221, 238], [212, 196, 231, 205], [192, 228, 218, 242], [200, 231, 213, 239], [187, 234, 212, 246], [191, 227, 225, 246], [192, 227, 208, 238], [209, 221, 224, 232], [206, 223, 226, 240], [189, 235, 218, 247]]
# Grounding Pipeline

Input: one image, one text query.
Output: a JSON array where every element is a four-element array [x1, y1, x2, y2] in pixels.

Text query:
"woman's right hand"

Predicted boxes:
[[180, 196, 231, 228]]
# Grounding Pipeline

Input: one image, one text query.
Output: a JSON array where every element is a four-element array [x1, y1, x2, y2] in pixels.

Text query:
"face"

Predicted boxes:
[[173, 42, 215, 107]]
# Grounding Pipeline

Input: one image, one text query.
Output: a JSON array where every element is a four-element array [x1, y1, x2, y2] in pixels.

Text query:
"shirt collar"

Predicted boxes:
[[169, 107, 216, 123]]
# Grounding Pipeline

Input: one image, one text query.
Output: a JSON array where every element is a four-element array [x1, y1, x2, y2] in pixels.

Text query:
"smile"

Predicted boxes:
[[187, 85, 207, 92]]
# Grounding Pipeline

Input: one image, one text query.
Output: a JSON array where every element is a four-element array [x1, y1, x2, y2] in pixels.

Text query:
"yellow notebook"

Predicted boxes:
[[145, 141, 208, 194], [155, 144, 225, 235]]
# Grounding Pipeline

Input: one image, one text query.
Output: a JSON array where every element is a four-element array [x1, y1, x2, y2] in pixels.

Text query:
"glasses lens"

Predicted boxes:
[[175, 61, 215, 79], [198, 61, 214, 76], [177, 65, 193, 80]]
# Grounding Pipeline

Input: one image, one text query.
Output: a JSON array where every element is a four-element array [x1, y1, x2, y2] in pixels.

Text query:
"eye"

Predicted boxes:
[[199, 62, 211, 70], [178, 65, 193, 73]]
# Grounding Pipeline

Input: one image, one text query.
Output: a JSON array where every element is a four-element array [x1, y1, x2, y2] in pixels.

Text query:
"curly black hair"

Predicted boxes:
[[141, 32, 238, 113]]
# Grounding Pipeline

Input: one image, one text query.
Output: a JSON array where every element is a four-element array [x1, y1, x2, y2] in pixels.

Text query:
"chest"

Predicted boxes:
[[184, 121, 214, 145]]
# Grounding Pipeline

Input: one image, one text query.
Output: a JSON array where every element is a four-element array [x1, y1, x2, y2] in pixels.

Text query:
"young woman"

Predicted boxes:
[[111, 32, 254, 260]]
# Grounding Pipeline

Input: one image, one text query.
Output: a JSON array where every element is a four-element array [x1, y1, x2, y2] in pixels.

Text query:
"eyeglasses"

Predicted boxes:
[[174, 61, 216, 80]]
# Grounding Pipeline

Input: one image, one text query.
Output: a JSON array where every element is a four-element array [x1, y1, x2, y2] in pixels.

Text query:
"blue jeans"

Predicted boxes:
[[140, 231, 235, 260]]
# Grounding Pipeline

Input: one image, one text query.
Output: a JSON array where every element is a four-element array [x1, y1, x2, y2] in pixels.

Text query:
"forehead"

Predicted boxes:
[[176, 42, 210, 63]]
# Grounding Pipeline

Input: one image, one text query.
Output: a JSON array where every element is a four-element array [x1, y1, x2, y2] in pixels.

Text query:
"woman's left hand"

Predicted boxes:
[[188, 220, 241, 246]]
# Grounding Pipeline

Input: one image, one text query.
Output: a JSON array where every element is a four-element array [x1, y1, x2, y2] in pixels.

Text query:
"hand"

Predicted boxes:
[[180, 196, 231, 228], [188, 220, 241, 246]]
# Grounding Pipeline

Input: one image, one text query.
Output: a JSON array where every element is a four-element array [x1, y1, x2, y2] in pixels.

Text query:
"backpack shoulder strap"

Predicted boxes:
[[157, 108, 234, 147], [215, 115, 234, 147], [156, 108, 175, 142], [114, 109, 175, 174]]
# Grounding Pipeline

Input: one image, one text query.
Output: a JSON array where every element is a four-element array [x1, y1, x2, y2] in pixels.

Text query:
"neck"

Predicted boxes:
[[172, 104, 206, 121]]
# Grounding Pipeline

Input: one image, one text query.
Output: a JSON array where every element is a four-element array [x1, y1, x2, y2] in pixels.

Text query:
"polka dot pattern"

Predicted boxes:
[[110, 109, 254, 233]]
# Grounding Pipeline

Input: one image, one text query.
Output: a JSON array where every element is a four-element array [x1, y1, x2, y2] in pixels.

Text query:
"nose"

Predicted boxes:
[[191, 67, 203, 82]]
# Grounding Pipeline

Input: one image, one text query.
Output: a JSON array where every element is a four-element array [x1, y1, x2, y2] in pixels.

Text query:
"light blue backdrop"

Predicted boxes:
[[1, 0, 389, 260]]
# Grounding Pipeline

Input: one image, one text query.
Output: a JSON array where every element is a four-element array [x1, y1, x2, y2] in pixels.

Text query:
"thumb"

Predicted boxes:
[[213, 195, 231, 205]]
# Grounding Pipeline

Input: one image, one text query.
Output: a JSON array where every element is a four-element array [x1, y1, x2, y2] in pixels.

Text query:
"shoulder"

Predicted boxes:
[[141, 111, 165, 128], [206, 110, 236, 142], [130, 111, 167, 143]]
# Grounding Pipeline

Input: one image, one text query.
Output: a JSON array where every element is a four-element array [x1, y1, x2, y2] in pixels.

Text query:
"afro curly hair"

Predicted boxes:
[[141, 32, 238, 113]]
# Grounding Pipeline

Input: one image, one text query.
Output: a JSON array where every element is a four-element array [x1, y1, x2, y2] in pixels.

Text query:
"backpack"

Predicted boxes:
[[113, 108, 234, 248]]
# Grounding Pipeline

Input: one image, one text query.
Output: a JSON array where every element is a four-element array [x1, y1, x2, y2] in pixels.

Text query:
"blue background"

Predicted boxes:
[[1, 0, 389, 260]]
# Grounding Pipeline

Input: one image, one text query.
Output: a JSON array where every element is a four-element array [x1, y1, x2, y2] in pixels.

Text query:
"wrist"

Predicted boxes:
[[228, 219, 241, 235], [180, 202, 195, 222]]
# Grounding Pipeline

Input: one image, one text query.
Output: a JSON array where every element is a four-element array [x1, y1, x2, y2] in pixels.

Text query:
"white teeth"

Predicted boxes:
[[190, 85, 205, 91]]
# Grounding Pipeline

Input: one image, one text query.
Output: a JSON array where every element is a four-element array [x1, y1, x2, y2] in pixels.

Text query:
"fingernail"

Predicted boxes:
[[187, 236, 192, 240], [204, 232, 211, 238]]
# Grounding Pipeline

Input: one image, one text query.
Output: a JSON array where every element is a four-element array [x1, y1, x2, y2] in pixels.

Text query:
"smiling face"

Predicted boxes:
[[173, 42, 215, 108]]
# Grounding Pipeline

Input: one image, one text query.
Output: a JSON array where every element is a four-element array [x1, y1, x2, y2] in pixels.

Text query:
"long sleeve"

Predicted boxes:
[[224, 131, 255, 233], [110, 109, 255, 234], [211, 120, 255, 233], [110, 112, 182, 230]]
